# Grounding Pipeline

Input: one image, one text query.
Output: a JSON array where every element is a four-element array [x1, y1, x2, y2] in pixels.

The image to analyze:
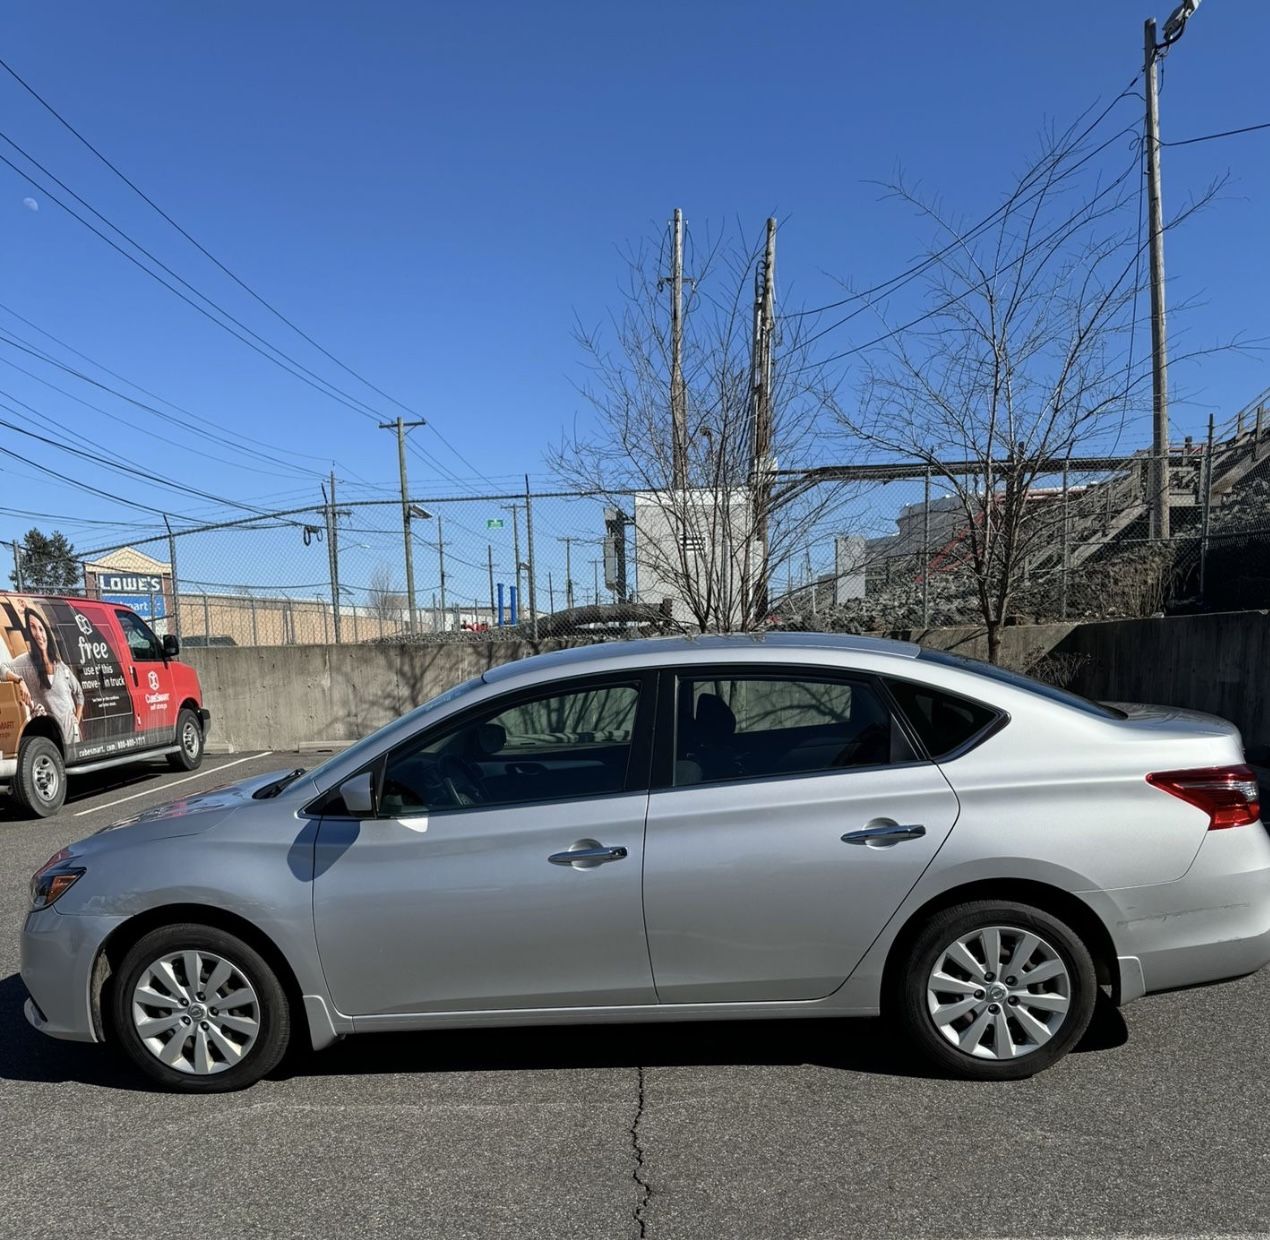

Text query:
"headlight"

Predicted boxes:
[[30, 849, 86, 910]]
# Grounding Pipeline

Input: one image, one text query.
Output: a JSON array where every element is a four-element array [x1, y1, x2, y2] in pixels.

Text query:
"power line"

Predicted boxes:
[[0, 394, 315, 527], [0, 136, 394, 425], [0, 301, 344, 471], [0, 54, 499, 490], [783, 74, 1143, 331], [788, 152, 1143, 376], [1162, 121, 1270, 147], [0, 346, 323, 483]]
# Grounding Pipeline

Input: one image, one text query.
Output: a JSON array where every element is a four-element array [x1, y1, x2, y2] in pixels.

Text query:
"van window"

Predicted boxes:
[[115, 610, 162, 661]]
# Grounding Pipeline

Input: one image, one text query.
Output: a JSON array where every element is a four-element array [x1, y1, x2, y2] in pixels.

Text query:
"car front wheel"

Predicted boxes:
[[110, 923, 291, 1092], [895, 900, 1097, 1080]]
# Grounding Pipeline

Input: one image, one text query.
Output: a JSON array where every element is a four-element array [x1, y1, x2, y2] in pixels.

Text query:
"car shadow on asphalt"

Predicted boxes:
[[0, 972, 1128, 1090]]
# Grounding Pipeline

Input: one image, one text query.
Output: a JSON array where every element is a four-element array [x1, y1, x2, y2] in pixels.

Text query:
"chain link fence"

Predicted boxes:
[[8, 399, 1270, 646]]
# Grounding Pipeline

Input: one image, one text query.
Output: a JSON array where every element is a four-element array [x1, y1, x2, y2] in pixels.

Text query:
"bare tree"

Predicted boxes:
[[367, 564, 406, 632], [550, 221, 849, 632], [833, 124, 1220, 662]]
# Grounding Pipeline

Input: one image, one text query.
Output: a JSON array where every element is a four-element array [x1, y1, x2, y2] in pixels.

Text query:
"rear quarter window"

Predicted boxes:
[[885, 678, 1002, 760]]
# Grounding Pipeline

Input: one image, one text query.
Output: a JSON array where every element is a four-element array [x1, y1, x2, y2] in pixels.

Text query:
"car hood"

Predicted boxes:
[[86, 768, 299, 846]]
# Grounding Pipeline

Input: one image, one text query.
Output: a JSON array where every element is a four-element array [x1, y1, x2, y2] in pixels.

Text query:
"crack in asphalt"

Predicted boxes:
[[630, 1064, 651, 1237]]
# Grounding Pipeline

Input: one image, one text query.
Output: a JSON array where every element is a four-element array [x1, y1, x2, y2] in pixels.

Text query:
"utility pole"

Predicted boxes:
[[1144, 17, 1170, 541], [379, 416, 427, 633], [524, 475, 539, 639], [750, 217, 777, 621], [162, 515, 181, 639], [323, 470, 343, 643], [558, 536, 575, 610], [436, 513, 447, 624], [502, 503, 523, 610], [670, 207, 687, 491], [487, 544, 495, 626]]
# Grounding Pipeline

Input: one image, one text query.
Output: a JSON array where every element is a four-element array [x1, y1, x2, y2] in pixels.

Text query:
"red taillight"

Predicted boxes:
[[1146, 765, 1262, 829]]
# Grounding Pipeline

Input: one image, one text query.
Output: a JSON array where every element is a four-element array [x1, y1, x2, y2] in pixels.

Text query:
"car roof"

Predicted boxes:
[[481, 632, 920, 685]]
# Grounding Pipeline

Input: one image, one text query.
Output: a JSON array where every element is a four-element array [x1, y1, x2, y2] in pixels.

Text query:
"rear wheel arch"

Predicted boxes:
[[882, 878, 1119, 1001], [20, 716, 65, 754], [94, 904, 304, 1044]]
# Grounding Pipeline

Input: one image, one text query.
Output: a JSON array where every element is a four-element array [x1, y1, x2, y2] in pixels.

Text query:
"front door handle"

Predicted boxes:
[[549, 840, 629, 868], [841, 823, 926, 847]]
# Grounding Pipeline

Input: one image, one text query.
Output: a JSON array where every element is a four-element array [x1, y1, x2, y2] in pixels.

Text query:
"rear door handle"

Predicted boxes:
[[841, 823, 926, 847], [548, 840, 629, 868]]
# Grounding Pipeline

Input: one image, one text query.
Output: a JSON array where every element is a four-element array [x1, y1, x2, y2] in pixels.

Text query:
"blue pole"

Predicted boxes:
[[496, 582, 505, 626], [509, 585, 518, 625]]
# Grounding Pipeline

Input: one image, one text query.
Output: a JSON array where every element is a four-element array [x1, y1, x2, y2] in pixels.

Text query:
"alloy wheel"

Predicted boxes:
[[130, 950, 261, 1075], [925, 924, 1072, 1060]]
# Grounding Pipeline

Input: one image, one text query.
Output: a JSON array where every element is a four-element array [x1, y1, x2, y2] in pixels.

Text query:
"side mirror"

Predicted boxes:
[[162, 634, 180, 658], [338, 771, 376, 818]]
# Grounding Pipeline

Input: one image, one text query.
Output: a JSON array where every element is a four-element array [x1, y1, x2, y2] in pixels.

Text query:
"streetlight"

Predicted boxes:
[[1144, 0, 1204, 541]]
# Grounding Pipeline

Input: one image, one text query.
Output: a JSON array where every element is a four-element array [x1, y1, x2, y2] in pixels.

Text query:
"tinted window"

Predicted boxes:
[[115, 610, 162, 661], [673, 674, 914, 787], [380, 682, 640, 816], [916, 648, 1126, 720], [886, 679, 1000, 759]]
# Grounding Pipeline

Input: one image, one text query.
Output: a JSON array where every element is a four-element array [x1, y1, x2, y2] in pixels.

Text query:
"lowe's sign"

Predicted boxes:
[[100, 573, 167, 620]]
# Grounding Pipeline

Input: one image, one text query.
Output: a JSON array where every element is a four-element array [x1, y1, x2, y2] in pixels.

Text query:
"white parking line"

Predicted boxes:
[[73, 751, 272, 817]]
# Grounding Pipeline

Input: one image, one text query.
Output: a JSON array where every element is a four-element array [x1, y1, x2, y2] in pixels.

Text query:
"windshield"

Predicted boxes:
[[917, 649, 1127, 720], [302, 675, 488, 786]]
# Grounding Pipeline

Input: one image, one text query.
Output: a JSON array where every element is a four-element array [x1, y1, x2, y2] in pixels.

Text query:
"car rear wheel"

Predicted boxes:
[[110, 923, 291, 1092], [894, 900, 1097, 1080], [10, 735, 67, 818], [167, 708, 204, 771]]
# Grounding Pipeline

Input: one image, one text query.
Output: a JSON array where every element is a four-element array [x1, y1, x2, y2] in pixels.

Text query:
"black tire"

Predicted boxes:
[[10, 734, 67, 818], [891, 900, 1098, 1080], [110, 923, 291, 1092], [167, 708, 204, 771]]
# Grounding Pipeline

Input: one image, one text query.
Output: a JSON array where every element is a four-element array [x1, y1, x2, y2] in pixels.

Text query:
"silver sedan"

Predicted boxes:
[[21, 634, 1270, 1091]]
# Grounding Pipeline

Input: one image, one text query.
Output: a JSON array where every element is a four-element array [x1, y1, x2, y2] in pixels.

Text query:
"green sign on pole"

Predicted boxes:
[[486, 518, 505, 529]]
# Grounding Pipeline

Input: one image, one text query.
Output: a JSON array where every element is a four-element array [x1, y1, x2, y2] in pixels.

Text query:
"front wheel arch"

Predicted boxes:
[[881, 877, 1119, 1006], [95, 904, 305, 1047]]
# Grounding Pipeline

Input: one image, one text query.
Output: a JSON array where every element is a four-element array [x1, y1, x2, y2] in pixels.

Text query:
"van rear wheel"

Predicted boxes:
[[167, 708, 204, 771], [11, 735, 66, 818]]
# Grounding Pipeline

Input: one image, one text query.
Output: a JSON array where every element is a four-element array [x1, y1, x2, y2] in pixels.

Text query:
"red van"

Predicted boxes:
[[0, 591, 209, 818]]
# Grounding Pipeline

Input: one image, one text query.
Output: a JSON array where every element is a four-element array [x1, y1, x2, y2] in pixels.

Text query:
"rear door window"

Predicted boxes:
[[673, 672, 915, 787]]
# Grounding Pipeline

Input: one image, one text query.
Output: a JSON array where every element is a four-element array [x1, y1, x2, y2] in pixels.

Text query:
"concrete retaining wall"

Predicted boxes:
[[186, 640, 587, 753], [187, 611, 1270, 758]]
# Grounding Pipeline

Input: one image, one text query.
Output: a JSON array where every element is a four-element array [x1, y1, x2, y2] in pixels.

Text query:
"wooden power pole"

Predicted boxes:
[[1144, 17, 1170, 541], [670, 207, 687, 491], [750, 217, 777, 620], [379, 416, 427, 634]]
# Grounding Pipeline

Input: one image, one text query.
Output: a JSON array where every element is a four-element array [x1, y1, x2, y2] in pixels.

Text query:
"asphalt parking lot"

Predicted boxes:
[[1, 751, 1269, 1240]]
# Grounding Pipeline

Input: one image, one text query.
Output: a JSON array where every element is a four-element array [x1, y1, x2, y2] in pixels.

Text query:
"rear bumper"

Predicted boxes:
[[1099, 823, 1270, 998]]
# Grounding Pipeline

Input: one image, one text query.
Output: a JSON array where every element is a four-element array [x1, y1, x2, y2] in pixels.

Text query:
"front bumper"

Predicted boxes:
[[1101, 823, 1270, 997], [198, 708, 212, 737], [20, 907, 124, 1043]]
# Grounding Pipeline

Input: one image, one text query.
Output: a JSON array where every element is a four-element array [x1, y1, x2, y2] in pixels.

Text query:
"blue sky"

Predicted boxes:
[[2, 1, 1269, 602]]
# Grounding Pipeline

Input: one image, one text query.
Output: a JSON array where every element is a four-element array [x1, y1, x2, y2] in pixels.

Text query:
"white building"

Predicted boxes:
[[633, 488, 762, 626]]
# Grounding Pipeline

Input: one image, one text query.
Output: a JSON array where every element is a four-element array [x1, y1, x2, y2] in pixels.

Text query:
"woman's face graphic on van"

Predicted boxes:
[[27, 613, 49, 655]]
